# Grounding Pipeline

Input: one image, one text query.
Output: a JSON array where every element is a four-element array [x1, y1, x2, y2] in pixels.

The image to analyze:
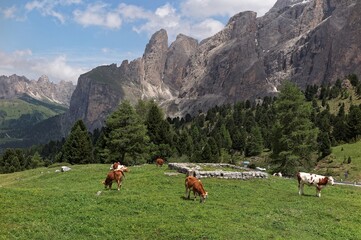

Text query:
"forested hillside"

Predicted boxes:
[[1, 77, 361, 182]]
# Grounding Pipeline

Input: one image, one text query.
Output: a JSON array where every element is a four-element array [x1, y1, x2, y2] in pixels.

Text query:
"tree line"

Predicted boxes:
[[1, 76, 361, 175]]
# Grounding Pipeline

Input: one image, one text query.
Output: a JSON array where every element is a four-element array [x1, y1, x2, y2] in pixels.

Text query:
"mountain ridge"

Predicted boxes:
[[60, 0, 361, 134], [0, 74, 75, 106], [3, 0, 361, 147]]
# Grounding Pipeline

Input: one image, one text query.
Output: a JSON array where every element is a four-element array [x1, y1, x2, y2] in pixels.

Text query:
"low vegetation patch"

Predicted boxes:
[[1, 164, 361, 239]]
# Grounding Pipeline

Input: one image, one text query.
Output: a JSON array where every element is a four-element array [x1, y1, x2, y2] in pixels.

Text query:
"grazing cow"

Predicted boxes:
[[185, 176, 208, 203], [103, 165, 129, 191], [297, 172, 334, 197], [155, 158, 165, 167]]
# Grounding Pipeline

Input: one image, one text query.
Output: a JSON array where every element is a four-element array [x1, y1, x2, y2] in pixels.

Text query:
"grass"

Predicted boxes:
[[316, 141, 361, 182], [1, 164, 361, 240]]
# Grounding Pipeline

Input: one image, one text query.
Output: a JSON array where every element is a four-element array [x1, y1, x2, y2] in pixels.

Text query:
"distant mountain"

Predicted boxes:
[[0, 75, 75, 150], [0, 74, 75, 106], [6, 0, 361, 148]]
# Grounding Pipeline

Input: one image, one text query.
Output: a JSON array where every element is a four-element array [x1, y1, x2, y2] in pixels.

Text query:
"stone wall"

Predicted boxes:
[[168, 163, 268, 180]]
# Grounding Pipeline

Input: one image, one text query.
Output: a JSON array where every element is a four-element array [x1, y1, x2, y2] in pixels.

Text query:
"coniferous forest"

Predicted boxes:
[[2, 77, 361, 177]]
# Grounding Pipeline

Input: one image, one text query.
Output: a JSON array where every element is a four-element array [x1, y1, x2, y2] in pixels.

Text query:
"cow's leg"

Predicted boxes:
[[193, 190, 197, 201], [185, 186, 190, 199], [117, 180, 121, 191], [316, 185, 321, 197], [299, 183, 304, 195]]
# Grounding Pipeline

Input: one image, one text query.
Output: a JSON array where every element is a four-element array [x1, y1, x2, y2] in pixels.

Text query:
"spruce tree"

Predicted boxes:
[[271, 81, 318, 175], [104, 100, 150, 165], [245, 126, 263, 157], [62, 120, 94, 164]]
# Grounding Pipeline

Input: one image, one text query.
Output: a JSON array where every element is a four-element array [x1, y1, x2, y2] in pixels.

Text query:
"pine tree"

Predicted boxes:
[[346, 105, 361, 141], [104, 101, 150, 165], [145, 102, 173, 157], [318, 132, 332, 158], [271, 81, 318, 175], [61, 120, 94, 164], [220, 124, 232, 150], [30, 152, 44, 169], [245, 126, 263, 157]]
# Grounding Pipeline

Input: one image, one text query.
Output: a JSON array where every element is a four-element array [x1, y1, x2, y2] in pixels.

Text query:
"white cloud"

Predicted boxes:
[[71, 1, 277, 40], [117, 3, 149, 21], [120, 3, 222, 41], [73, 2, 122, 29], [155, 4, 175, 18], [32, 55, 86, 84], [2, 6, 17, 19], [25, 1, 65, 23], [0, 50, 87, 84], [25, 0, 83, 24], [180, 0, 277, 18], [190, 19, 225, 40]]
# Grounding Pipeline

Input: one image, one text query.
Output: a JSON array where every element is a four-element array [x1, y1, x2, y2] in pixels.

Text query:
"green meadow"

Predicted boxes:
[[1, 164, 361, 240]]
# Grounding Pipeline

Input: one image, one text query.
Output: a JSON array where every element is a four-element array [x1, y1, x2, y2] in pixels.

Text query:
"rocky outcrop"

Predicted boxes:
[[64, 30, 198, 132], [168, 163, 268, 180], [0, 74, 75, 106]]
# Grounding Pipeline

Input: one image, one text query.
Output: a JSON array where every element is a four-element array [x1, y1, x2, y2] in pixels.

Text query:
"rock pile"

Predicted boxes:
[[168, 163, 268, 180]]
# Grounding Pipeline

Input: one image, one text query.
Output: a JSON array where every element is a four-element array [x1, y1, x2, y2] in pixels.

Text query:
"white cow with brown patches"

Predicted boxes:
[[297, 172, 334, 197]]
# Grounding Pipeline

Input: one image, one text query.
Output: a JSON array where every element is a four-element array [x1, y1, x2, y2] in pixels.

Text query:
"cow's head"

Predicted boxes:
[[200, 192, 208, 203], [328, 176, 335, 186], [112, 162, 119, 170]]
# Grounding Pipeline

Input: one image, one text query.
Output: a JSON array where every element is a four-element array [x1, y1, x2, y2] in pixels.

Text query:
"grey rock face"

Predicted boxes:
[[63, 0, 361, 133]]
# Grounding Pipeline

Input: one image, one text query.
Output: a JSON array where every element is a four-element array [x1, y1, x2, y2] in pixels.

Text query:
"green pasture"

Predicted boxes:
[[316, 141, 361, 182], [1, 164, 361, 240]]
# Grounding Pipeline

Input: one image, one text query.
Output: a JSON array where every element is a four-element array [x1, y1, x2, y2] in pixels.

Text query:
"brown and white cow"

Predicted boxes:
[[155, 158, 165, 167], [185, 176, 208, 203], [297, 172, 334, 197], [110, 162, 127, 171], [103, 164, 129, 191]]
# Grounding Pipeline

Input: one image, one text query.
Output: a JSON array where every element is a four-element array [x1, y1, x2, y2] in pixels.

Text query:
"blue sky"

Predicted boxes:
[[0, 0, 277, 84]]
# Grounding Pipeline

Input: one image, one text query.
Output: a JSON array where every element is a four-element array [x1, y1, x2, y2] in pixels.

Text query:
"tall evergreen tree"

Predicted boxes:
[[318, 131, 332, 158], [346, 105, 361, 141], [104, 101, 150, 165], [245, 126, 263, 157], [271, 81, 318, 175], [145, 102, 173, 157], [177, 129, 194, 157], [61, 120, 94, 164]]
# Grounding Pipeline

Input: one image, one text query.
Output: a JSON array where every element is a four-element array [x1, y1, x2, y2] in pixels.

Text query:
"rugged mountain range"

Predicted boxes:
[[1, 0, 349, 145], [0, 74, 75, 106], [61, 0, 361, 134]]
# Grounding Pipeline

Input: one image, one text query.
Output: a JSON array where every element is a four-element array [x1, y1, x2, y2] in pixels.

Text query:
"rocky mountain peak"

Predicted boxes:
[[37, 75, 50, 84], [0, 74, 75, 106], [143, 29, 169, 86]]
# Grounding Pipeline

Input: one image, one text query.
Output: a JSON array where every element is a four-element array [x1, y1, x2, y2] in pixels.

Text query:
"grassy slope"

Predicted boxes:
[[0, 98, 63, 122], [317, 141, 361, 182], [0, 98, 67, 146], [1, 164, 361, 240]]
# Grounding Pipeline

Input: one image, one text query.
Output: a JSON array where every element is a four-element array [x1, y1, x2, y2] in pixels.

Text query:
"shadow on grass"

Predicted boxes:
[[300, 193, 318, 198]]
